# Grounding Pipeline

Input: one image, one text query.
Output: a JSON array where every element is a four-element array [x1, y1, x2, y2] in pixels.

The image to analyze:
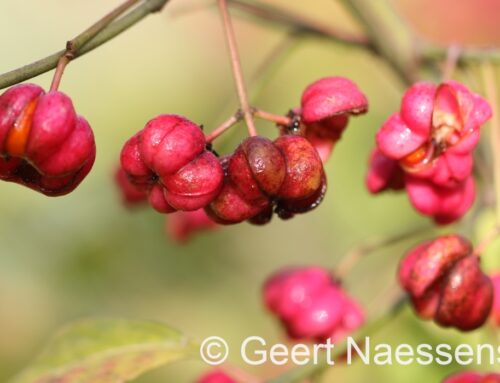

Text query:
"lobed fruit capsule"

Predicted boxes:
[[294, 76, 368, 162], [120, 114, 224, 213], [399, 235, 493, 331], [263, 266, 364, 342], [206, 135, 326, 224], [0, 83, 95, 195], [368, 81, 492, 224]]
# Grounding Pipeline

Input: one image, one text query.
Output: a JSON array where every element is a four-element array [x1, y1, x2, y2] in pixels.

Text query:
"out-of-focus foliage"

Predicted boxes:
[[11, 319, 192, 383]]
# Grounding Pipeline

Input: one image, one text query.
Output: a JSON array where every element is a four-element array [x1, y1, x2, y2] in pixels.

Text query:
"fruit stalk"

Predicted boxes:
[[253, 109, 292, 126], [206, 111, 243, 143], [217, 0, 257, 137], [50, 0, 142, 91]]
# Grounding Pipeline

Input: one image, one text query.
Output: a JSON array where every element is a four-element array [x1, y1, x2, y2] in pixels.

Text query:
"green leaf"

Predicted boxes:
[[10, 318, 196, 383]]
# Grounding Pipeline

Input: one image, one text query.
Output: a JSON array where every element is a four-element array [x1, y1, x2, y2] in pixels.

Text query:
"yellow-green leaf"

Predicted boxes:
[[10, 318, 195, 383]]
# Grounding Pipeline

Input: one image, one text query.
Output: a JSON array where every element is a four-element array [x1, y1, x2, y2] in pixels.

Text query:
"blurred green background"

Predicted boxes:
[[0, 0, 499, 382]]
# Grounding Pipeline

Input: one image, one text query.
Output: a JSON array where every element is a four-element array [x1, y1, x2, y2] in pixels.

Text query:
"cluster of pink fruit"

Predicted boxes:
[[196, 235, 500, 381], [1, 78, 490, 229], [263, 266, 364, 342], [114, 77, 367, 241], [366, 81, 492, 224], [0, 74, 498, 383]]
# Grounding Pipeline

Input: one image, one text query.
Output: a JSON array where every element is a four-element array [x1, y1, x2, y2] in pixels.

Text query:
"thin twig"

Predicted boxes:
[[335, 225, 432, 280], [206, 111, 243, 143], [228, 0, 371, 49], [441, 44, 461, 81], [338, 0, 416, 85], [216, 31, 300, 132], [253, 108, 291, 126], [218, 0, 257, 137], [227, 0, 500, 87], [0, 0, 170, 90], [421, 43, 500, 66], [67, 0, 142, 56], [50, 0, 142, 91], [50, 57, 70, 92]]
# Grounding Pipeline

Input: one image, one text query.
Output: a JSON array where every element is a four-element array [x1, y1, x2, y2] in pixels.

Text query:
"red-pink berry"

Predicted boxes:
[[263, 266, 364, 342], [0, 83, 95, 195], [405, 175, 475, 224], [115, 167, 147, 206], [228, 136, 286, 203], [365, 148, 405, 193], [288, 287, 346, 339], [298, 77, 368, 162], [264, 267, 331, 319], [206, 136, 326, 224], [301, 77, 368, 124], [399, 235, 493, 331], [205, 155, 270, 224], [376, 81, 490, 185], [368, 81, 491, 224], [120, 115, 224, 213], [274, 135, 324, 200]]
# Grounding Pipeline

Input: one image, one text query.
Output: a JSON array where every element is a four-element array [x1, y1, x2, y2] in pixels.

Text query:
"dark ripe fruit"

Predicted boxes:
[[228, 136, 286, 202], [436, 256, 493, 331], [205, 177, 269, 224], [206, 135, 328, 224], [248, 205, 273, 225], [275, 173, 327, 219], [120, 114, 224, 212], [0, 83, 95, 195], [207, 135, 328, 224], [205, 155, 268, 224], [399, 235, 493, 331], [404, 235, 472, 297], [274, 135, 324, 200]]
